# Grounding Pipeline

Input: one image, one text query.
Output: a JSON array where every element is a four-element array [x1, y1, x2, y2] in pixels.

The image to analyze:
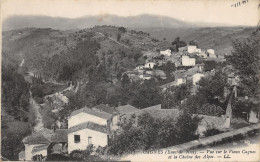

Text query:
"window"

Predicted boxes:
[[88, 137, 92, 145], [74, 135, 80, 143]]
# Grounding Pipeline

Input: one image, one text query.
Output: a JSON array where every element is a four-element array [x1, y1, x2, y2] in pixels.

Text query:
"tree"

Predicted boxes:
[[226, 28, 260, 97], [189, 40, 199, 47], [197, 70, 228, 103], [117, 33, 121, 41], [121, 73, 131, 90], [131, 79, 162, 109], [160, 61, 176, 76], [171, 37, 187, 52], [197, 103, 225, 117], [118, 27, 127, 33], [162, 83, 191, 109], [180, 94, 207, 114], [175, 113, 201, 144], [204, 60, 217, 72], [133, 53, 142, 62]]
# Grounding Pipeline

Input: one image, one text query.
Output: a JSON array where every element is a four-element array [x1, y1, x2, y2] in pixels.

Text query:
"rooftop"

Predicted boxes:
[[116, 104, 139, 115], [68, 121, 109, 134], [51, 129, 68, 143], [93, 104, 116, 115], [70, 106, 113, 120], [23, 128, 54, 144]]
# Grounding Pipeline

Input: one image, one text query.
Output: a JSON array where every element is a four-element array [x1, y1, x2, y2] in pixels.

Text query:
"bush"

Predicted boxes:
[[203, 128, 223, 137], [32, 154, 46, 161]]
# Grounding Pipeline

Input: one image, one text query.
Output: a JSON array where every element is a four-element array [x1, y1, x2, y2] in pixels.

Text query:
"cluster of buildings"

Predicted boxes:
[[124, 45, 225, 83], [19, 104, 181, 161]]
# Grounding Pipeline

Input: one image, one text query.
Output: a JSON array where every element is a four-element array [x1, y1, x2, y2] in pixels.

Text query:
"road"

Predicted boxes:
[[29, 90, 44, 132]]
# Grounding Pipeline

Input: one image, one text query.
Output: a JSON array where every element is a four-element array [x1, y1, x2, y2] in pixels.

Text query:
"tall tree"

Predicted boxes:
[[226, 28, 260, 97]]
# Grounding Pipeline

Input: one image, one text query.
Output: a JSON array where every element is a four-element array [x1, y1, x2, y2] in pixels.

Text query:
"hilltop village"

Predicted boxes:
[[2, 26, 259, 161]]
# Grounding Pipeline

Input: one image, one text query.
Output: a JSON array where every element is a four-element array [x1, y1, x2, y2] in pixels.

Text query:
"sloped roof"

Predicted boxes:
[[93, 104, 116, 114], [51, 129, 68, 143], [70, 107, 112, 120], [23, 128, 54, 144], [116, 104, 139, 114], [31, 144, 48, 154], [68, 121, 109, 134], [142, 104, 161, 111], [154, 70, 166, 77], [159, 81, 177, 89]]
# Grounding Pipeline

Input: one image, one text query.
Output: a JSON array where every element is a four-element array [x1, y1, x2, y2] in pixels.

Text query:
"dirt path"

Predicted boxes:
[[29, 90, 44, 132]]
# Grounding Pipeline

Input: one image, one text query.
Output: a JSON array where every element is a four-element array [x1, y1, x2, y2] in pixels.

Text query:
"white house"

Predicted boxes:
[[187, 45, 201, 53], [192, 73, 205, 85], [182, 56, 195, 66], [160, 49, 171, 56], [207, 49, 215, 55], [144, 62, 156, 69], [68, 122, 109, 153], [68, 107, 113, 153], [19, 128, 67, 161]]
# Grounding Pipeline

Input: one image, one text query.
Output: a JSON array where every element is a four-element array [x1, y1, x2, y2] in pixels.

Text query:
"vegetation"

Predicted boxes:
[[1, 64, 31, 160], [107, 112, 200, 155], [203, 128, 223, 137], [171, 37, 187, 52], [2, 64, 30, 118], [227, 28, 260, 98]]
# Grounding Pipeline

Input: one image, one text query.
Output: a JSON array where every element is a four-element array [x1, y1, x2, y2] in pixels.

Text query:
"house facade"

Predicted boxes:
[[67, 106, 114, 153], [160, 49, 171, 56], [187, 45, 201, 53], [182, 56, 195, 66]]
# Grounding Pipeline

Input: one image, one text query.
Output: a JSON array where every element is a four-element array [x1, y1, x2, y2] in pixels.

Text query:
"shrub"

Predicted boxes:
[[203, 128, 223, 137]]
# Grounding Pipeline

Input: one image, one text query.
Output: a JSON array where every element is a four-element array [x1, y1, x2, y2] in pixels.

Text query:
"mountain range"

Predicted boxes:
[[3, 14, 237, 31]]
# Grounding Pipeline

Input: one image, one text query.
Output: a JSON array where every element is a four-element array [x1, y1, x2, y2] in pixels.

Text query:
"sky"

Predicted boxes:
[[1, 0, 259, 26]]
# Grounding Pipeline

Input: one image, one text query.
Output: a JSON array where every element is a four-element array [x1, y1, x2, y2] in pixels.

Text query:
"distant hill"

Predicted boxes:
[[137, 27, 257, 55], [2, 14, 231, 31]]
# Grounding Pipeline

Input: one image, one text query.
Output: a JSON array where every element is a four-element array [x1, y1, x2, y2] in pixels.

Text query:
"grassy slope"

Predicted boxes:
[[138, 27, 256, 55]]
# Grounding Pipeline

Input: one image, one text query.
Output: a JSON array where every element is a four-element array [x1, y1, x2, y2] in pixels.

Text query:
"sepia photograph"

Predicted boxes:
[[0, 0, 260, 161]]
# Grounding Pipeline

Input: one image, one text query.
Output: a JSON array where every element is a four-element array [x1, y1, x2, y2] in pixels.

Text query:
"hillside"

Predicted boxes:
[[2, 26, 166, 82], [138, 27, 257, 55]]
